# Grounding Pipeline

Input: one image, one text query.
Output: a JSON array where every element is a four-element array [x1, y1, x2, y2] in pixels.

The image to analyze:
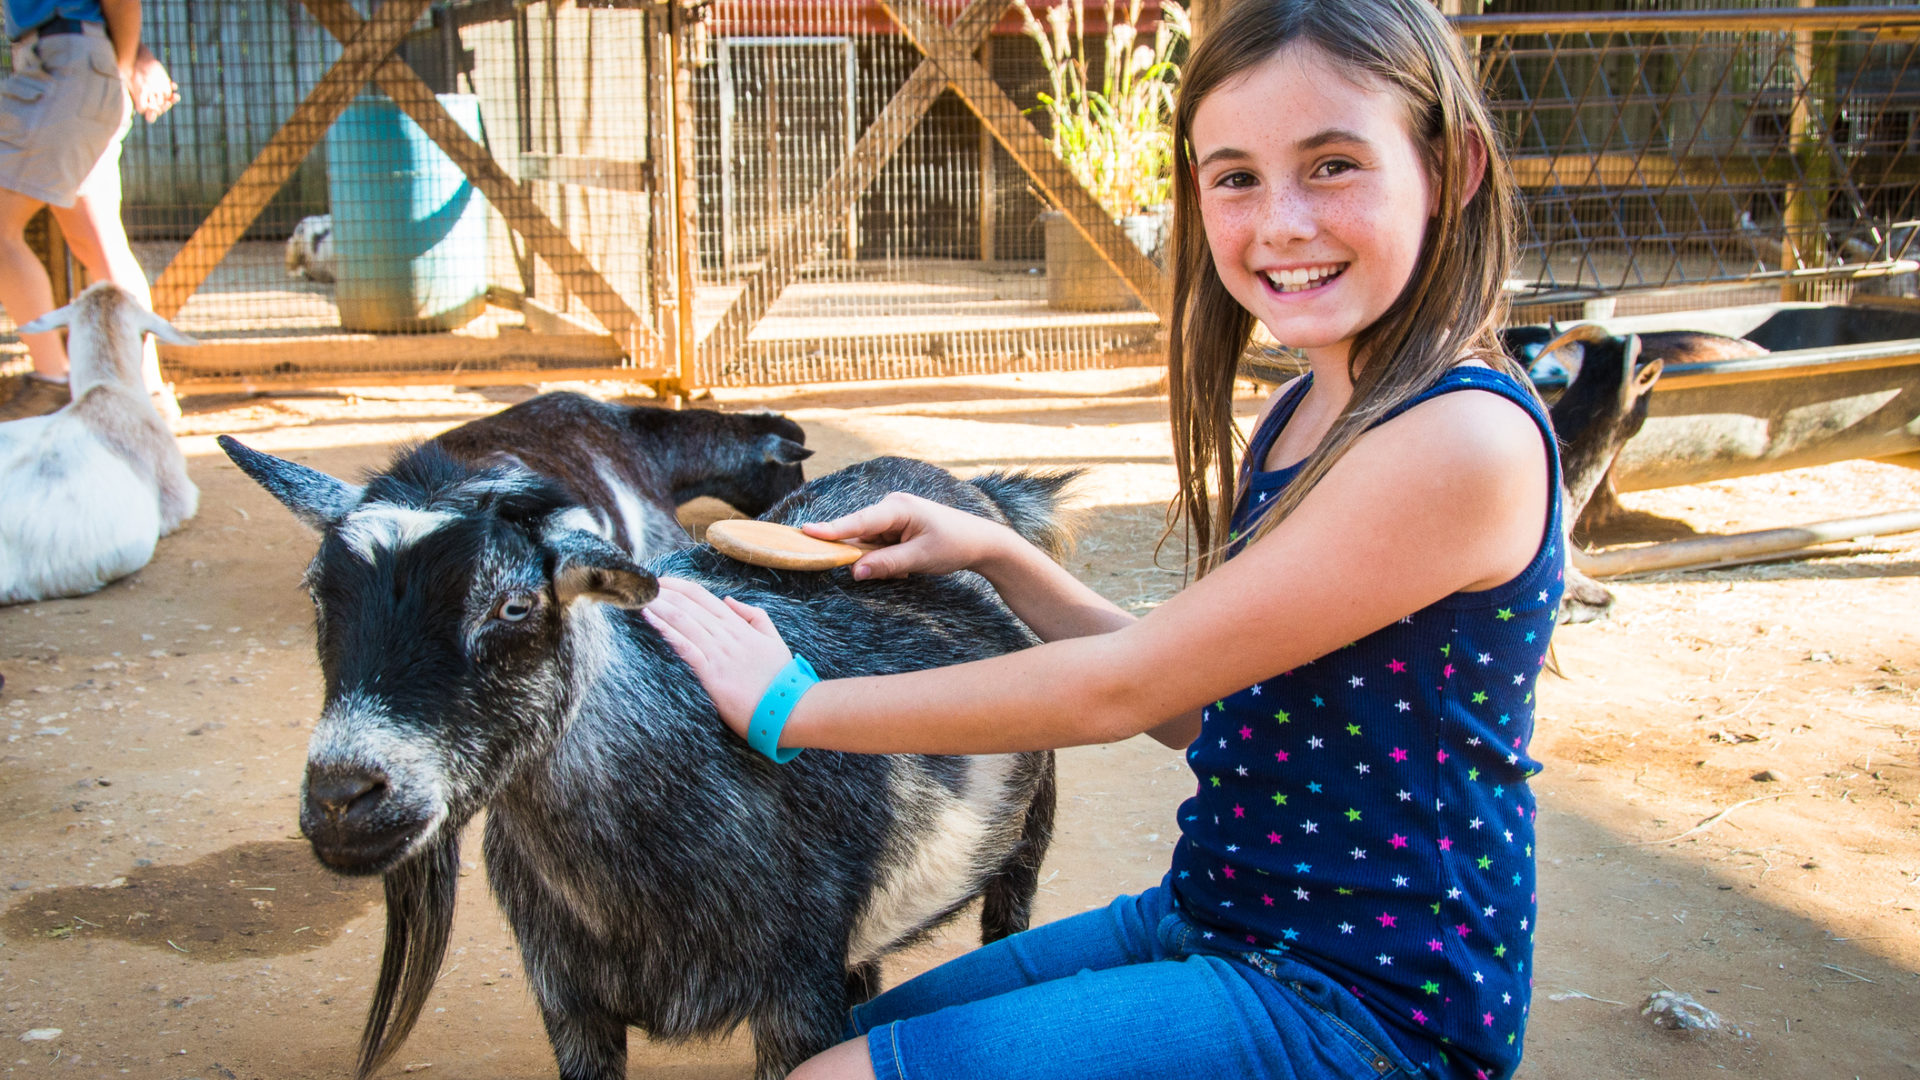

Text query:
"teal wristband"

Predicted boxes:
[[747, 655, 817, 763]]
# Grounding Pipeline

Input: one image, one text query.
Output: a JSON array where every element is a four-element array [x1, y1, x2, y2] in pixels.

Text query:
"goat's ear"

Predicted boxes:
[[760, 433, 812, 466], [134, 309, 198, 348], [542, 516, 659, 610], [1616, 334, 1648, 403], [17, 304, 70, 336], [217, 435, 364, 531], [1632, 354, 1665, 397]]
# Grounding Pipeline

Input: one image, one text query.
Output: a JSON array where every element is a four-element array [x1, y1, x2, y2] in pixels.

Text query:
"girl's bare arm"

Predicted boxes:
[[646, 389, 1546, 757]]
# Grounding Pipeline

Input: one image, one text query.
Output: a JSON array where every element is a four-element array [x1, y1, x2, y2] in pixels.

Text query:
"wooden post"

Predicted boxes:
[[149, 0, 436, 320], [299, 0, 648, 347], [1781, 0, 1829, 302], [877, 0, 1170, 318], [697, 0, 1010, 372], [670, 1, 702, 393], [1573, 509, 1920, 578], [764, 61, 783, 259], [507, 3, 536, 295], [646, 13, 680, 372], [978, 34, 996, 263]]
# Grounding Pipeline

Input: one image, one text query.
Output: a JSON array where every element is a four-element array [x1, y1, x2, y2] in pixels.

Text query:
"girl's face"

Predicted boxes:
[[1191, 43, 1436, 370]]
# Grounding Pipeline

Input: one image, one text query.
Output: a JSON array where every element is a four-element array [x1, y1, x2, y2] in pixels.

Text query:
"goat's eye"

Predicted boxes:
[[495, 594, 538, 623]]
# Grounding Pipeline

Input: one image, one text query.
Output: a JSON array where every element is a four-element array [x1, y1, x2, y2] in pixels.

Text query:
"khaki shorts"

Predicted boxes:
[[0, 23, 131, 208]]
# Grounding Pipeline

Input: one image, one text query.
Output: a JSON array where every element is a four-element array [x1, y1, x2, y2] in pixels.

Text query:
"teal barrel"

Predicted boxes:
[[327, 94, 489, 333]]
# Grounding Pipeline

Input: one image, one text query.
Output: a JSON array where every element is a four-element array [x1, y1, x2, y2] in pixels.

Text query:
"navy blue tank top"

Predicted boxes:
[[1169, 366, 1563, 1080]]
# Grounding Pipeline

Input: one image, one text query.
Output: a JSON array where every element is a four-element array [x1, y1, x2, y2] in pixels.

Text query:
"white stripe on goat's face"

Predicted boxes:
[[336, 503, 458, 562], [848, 753, 1024, 964]]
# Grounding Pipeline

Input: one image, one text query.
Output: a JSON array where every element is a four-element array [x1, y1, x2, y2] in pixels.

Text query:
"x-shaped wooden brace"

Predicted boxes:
[[880, 0, 1168, 318], [149, 0, 653, 360], [701, 0, 1170, 369]]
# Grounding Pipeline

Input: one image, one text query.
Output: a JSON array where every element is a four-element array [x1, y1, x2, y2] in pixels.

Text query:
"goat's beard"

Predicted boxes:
[[355, 835, 460, 1080]]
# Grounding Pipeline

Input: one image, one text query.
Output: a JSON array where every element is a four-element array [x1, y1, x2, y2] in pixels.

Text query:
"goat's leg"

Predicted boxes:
[[981, 751, 1057, 943], [538, 1006, 627, 1080], [749, 976, 849, 1080], [844, 961, 883, 1007]]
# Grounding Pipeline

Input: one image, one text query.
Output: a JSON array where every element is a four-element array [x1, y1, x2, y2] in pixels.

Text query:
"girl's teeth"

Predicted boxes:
[[1266, 266, 1340, 293]]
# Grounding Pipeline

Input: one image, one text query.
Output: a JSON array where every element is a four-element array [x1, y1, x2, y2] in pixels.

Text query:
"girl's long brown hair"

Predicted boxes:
[[1165, 0, 1531, 574]]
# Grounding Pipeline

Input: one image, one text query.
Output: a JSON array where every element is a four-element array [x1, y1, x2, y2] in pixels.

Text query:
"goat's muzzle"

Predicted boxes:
[[301, 761, 423, 874]]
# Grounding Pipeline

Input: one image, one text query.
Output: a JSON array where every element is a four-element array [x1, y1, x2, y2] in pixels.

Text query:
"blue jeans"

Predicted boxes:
[[849, 882, 1426, 1080]]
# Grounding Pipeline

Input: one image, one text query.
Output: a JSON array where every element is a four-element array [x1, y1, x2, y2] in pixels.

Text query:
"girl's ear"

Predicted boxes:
[[1458, 129, 1489, 210]]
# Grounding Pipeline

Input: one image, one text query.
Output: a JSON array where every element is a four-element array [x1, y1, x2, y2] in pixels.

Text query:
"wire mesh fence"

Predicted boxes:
[[3, 2, 1918, 394], [685, 0, 1174, 387], [1472, 6, 1920, 317]]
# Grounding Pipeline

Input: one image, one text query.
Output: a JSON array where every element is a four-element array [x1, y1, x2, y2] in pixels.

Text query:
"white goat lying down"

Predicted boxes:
[[0, 283, 199, 604]]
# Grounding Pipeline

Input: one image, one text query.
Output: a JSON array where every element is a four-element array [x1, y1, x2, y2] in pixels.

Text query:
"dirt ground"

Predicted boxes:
[[3, 365, 1918, 1080]]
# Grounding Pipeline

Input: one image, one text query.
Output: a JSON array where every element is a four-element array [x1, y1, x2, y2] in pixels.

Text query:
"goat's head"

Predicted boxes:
[[218, 437, 657, 876], [662, 409, 812, 517], [20, 282, 196, 394], [1539, 326, 1664, 516]]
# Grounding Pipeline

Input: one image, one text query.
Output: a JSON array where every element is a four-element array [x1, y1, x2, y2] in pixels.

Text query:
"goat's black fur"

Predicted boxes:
[[432, 392, 812, 559], [218, 436, 1068, 1080]]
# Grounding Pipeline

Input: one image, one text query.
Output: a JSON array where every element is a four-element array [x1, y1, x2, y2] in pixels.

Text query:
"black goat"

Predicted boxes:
[[431, 392, 811, 559], [218, 438, 1066, 1080], [1502, 323, 1766, 622]]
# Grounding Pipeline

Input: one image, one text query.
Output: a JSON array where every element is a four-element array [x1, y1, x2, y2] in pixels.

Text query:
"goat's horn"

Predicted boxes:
[[1534, 322, 1614, 361]]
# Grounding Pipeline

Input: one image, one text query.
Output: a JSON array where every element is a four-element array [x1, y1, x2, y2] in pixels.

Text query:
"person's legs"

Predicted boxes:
[[53, 121, 174, 417], [801, 883, 1423, 1080], [0, 185, 68, 378], [827, 949, 1406, 1080], [847, 885, 1182, 1036]]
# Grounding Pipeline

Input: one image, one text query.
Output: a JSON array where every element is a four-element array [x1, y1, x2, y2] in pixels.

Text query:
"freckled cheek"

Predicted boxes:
[[1199, 203, 1260, 263]]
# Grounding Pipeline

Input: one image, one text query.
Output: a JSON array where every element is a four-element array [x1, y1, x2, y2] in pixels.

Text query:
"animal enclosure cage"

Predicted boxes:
[[3, 2, 1918, 394]]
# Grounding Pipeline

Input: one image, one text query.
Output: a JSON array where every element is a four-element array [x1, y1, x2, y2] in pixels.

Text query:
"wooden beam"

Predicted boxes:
[[158, 330, 628, 376], [517, 152, 654, 192], [1572, 509, 1920, 578], [977, 34, 995, 263], [172, 365, 671, 395], [877, 0, 1170, 319], [698, 0, 1007, 370], [299, 0, 650, 350], [149, 0, 435, 320]]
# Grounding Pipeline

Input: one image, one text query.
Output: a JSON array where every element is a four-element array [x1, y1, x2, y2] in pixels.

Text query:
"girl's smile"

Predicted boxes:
[[1190, 43, 1436, 368]]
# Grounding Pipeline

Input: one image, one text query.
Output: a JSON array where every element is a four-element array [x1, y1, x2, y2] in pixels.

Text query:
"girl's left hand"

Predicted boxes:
[[643, 577, 793, 741]]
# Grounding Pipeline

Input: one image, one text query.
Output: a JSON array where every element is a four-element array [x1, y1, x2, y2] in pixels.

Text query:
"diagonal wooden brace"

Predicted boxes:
[[150, 0, 434, 320], [699, 0, 1007, 369], [300, 0, 646, 348], [879, 0, 1170, 320]]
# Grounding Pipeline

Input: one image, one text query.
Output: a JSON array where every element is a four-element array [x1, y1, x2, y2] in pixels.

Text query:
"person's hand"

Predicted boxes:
[[802, 492, 1014, 581], [125, 47, 178, 122], [643, 577, 793, 741]]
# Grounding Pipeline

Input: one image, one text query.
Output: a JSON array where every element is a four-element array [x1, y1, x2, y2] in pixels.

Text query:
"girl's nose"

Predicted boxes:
[[1256, 184, 1317, 247]]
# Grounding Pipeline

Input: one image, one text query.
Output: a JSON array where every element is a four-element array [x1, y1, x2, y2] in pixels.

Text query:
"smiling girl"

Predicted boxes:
[[644, 2, 1560, 1078]]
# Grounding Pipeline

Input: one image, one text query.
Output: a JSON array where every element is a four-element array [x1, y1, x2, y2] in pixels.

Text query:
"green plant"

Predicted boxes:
[[1017, 0, 1188, 220]]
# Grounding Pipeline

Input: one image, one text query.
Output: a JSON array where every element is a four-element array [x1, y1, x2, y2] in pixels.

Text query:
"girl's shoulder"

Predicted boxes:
[[1354, 362, 1552, 503]]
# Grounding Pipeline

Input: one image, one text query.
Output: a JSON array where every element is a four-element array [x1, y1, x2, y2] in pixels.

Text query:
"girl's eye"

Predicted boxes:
[[495, 594, 538, 623], [1315, 159, 1358, 178], [1215, 169, 1257, 189]]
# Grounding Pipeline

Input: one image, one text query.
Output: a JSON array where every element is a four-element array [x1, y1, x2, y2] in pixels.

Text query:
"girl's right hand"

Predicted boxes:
[[803, 492, 1015, 581]]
